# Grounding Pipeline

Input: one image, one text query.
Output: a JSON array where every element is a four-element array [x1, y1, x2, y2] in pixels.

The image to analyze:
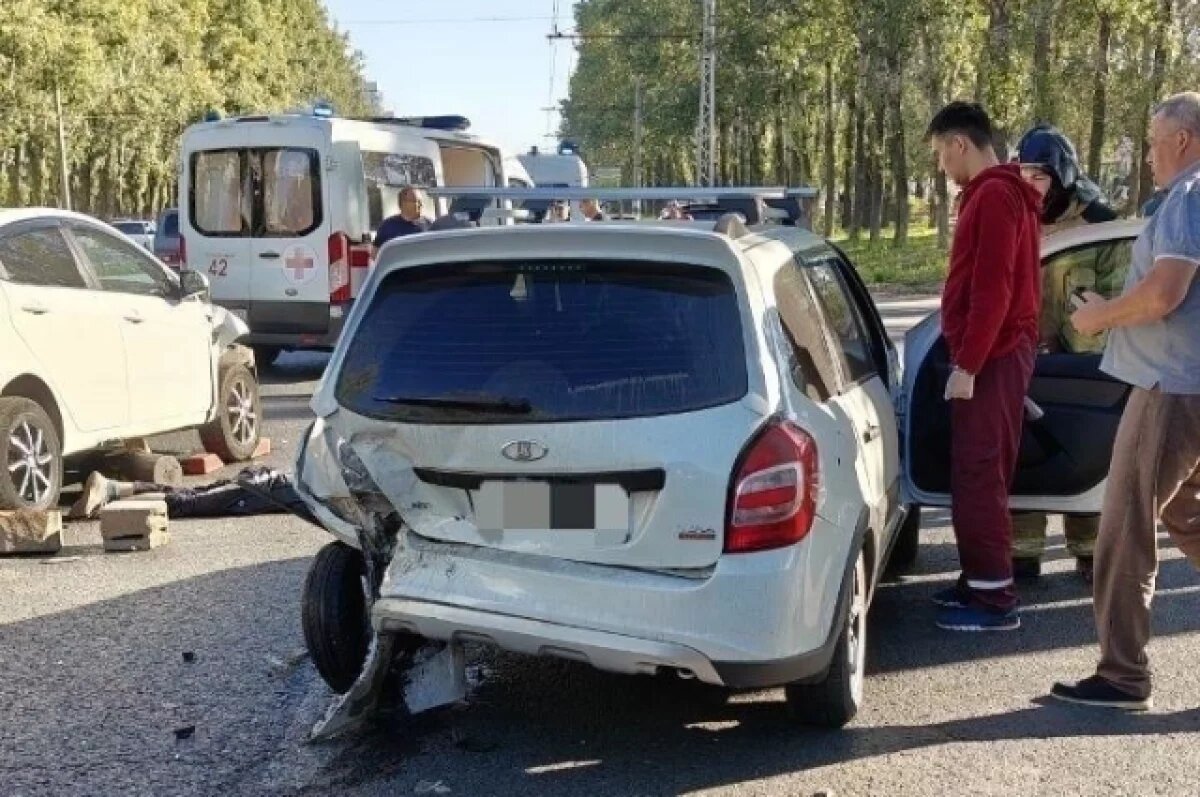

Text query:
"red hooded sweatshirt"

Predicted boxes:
[[942, 164, 1043, 375]]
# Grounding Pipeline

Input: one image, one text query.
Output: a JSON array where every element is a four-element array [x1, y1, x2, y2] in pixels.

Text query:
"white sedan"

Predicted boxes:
[[0, 209, 262, 511]]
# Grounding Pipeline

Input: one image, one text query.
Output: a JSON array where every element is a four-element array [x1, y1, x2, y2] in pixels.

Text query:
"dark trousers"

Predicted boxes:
[[134, 468, 299, 519], [950, 343, 1036, 613]]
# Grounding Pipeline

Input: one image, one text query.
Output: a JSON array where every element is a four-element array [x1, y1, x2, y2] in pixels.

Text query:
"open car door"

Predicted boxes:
[[900, 220, 1145, 514]]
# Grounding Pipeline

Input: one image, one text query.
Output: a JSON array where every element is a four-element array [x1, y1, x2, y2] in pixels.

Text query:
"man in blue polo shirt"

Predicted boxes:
[[372, 186, 429, 256], [1051, 92, 1200, 710]]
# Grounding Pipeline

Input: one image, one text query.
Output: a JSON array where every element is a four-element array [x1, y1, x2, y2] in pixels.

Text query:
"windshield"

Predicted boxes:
[[335, 259, 748, 424]]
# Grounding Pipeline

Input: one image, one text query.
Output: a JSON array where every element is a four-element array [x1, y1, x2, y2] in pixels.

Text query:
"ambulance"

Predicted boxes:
[[177, 109, 513, 365]]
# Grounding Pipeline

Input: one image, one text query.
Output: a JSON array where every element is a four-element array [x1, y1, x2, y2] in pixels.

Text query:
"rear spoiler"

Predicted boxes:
[[424, 186, 818, 228]]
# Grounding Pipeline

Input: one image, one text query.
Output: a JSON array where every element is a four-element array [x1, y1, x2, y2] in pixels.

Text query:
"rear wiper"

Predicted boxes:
[[373, 395, 533, 414]]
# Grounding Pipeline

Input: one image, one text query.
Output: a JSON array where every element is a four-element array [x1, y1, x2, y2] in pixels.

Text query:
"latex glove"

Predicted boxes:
[[944, 368, 975, 401], [1069, 291, 1108, 336]]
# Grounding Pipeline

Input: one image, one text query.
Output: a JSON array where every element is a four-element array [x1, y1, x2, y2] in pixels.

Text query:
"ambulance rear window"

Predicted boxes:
[[189, 148, 322, 238]]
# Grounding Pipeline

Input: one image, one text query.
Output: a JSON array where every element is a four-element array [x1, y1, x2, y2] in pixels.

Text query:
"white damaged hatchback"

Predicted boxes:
[[295, 219, 911, 731]]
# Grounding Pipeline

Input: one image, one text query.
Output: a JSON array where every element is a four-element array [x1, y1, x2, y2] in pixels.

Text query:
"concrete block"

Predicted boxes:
[[181, 453, 224, 475], [101, 500, 169, 551], [251, 437, 271, 460], [103, 529, 170, 552], [0, 510, 63, 555]]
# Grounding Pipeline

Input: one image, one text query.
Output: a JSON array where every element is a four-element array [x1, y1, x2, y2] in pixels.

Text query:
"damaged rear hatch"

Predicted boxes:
[[313, 227, 771, 570]]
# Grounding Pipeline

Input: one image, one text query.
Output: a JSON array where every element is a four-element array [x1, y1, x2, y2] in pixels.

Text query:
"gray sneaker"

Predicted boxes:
[[68, 473, 118, 520]]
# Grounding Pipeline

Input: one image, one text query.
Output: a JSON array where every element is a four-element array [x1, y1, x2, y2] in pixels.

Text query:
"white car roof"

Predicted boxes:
[[372, 222, 826, 274], [1042, 218, 1145, 256], [0, 208, 113, 228]]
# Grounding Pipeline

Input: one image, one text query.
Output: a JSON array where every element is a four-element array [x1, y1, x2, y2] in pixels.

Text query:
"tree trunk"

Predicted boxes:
[[868, 96, 886, 242], [1031, 0, 1060, 124], [851, 61, 869, 238], [923, 23, 951, 246], [1087, 12, 1113, 178], [1138, 0, 1173, 207], [840, 76, 856, 230], [978, 0, 1016, 152], [886, 51, 909, 247], [775, 94, 788, 185], [822, 61, 837, 238]]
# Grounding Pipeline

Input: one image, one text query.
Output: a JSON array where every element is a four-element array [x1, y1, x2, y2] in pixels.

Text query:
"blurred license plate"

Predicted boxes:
[[477, 481, 629, 532]]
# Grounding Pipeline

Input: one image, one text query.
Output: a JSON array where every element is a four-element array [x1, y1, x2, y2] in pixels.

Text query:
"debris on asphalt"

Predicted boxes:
[[182, 651, 196, 663], [101, 500, 170, 552], [40, 555, 83, 565], [0, 509, 63, 555], [174, 725, 196, 741], [266, 648, 309, 676], [414, 781, 451, 795]]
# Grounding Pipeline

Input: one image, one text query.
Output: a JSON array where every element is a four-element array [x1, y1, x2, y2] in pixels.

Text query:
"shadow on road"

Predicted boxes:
[[3, 515, 1197, 797], [260, 352, 331, 386]]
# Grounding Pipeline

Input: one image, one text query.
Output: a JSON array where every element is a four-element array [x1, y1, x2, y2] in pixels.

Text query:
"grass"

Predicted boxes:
[[831, 224, 948, 289]]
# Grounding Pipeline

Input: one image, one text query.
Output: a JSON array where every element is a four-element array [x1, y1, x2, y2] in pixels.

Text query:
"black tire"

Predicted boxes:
[[887, 505, 921, 573], [199, 363, 261, 462], [0, 397, 63, 512], [785, 549, 867, 728], [252, 346, 282, 369], [302, 542, 371, 694]]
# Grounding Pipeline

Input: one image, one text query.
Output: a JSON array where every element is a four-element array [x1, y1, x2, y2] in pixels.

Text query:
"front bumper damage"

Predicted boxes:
[[294, 417, 467, 742]]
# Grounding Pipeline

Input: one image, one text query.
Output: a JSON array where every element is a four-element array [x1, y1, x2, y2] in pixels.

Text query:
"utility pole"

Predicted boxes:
[[633, 77, 644, 215], [696, 0, 717, 186], [54, 82, 71, 210]]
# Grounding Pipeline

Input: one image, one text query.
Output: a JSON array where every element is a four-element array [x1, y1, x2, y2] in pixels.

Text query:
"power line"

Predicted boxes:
[[338, 15, 557, 26]]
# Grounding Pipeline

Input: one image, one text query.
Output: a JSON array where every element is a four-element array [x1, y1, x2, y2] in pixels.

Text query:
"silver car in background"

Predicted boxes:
[[111, 218, 155, 250]]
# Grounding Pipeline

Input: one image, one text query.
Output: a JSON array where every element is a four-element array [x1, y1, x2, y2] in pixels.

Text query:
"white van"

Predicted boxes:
[[178, 112, 511, 365], [516, 146, 589, 188]]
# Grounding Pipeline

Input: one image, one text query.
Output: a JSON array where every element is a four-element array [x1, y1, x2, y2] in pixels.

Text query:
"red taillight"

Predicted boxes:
[[725, 421, 819, 553], [328, 232, 351, 303]]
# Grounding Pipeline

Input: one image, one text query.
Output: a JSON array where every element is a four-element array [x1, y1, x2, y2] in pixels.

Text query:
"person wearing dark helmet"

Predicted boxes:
[[1009, 125, 1120, 584]]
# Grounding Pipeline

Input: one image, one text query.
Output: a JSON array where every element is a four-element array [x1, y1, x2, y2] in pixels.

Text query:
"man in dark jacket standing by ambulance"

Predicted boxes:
[[926, 102, 1044, 631]]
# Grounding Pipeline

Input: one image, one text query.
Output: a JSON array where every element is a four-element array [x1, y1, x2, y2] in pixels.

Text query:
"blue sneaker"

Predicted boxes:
[[930, 587, 969, 609], [936, 605, 1020, 632]]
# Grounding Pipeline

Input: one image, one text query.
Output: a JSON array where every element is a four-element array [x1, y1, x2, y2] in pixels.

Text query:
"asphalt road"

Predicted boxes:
[[3, 306, 1200, 797]]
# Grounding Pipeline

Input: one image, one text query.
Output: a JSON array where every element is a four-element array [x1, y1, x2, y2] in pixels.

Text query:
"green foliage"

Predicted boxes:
[[836, 225, 948, 286], [565, 0, 1200, 258], [0, 0, 371, 217]]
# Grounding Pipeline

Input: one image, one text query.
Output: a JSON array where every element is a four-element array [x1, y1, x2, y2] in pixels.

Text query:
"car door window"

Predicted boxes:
[[71, 227, 176, 298], [807, 257, 878, 384], [1041, 238, 1134, 354], [0, 227, 87, 289], [774, 260, 839, 401]]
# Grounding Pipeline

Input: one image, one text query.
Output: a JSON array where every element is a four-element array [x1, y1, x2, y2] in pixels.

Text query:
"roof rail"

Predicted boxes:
[[423, 186, 818, 228]]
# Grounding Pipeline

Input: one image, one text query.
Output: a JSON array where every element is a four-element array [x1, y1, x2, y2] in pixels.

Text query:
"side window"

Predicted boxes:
[[0, 227, 86, 289], [774, 261, 838, 401], [261, 148, 321, 237], [71, 227, 176, 298], [190, 149, 249, 236], [1041, 238, 1134, 353], [362, 152, 437, 229], [807, 257, 878, 383]]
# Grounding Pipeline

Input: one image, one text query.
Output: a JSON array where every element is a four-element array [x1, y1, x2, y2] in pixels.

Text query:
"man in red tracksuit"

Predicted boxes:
[[926, 102, 1044, 631]]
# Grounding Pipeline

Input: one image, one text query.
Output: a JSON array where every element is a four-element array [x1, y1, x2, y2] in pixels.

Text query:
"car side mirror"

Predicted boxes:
[[179, 269, 210, 301]]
